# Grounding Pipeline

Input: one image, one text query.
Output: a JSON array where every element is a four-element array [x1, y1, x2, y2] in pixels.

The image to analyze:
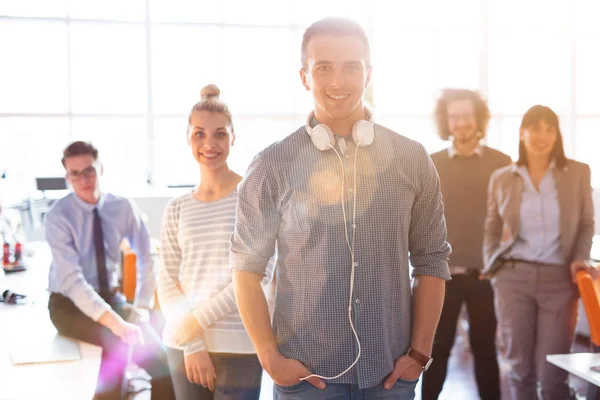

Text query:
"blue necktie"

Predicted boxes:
[[93, 208, 111, 302]]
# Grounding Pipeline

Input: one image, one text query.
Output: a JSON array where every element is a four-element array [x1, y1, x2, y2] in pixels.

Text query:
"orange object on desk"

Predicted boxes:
[[576, 269, 600, 347], [121, 250, 137, 303], [121, 249, 160, 309]]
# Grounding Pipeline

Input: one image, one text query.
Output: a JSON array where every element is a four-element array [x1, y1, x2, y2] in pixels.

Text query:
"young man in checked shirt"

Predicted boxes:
[[231, 17, 451, 399]]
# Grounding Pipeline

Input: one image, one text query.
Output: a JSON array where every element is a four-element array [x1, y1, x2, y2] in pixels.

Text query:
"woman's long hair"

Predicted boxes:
[[516, 105, 567, 169]]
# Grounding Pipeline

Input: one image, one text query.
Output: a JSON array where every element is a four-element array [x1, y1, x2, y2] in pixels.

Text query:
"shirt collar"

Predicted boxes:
[[72, 192, 105, 213], [448, 142, 484, 158], [512, 164, 527, 178], [306, 107, 374, 133], [511, 159, 558, 176]]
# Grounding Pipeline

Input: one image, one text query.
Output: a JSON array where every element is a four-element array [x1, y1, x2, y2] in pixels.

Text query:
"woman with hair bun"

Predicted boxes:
[[158, 84, 270, 399]]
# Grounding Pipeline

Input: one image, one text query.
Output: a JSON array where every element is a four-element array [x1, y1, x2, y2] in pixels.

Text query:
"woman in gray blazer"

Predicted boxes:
[[484, 105, 596, 400]]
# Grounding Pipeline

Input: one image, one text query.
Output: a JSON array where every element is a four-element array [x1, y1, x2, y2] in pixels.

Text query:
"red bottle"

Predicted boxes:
[[2, 243, 9, 266], [13, 242, 22, 265]]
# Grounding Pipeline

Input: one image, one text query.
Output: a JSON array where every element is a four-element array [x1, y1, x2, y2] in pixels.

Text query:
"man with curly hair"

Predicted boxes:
[[422, 89, 511, 400]]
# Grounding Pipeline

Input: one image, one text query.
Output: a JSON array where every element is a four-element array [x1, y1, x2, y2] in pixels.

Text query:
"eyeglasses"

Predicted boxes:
[[448, 112, 476, 122], [66, 165, 97, 181]]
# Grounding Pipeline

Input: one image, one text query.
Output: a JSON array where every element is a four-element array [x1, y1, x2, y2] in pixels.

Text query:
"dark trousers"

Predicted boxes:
[[48, 293, 175, 400], [422, 271, 500, 400], [166, 348, 262, 400]]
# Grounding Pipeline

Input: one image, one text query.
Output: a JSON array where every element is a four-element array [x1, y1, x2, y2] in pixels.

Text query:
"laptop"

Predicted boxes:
[[11, 334, 82, 365]]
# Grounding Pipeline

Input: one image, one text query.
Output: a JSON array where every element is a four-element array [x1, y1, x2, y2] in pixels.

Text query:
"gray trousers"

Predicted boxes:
[[492, 261, 578, 400]]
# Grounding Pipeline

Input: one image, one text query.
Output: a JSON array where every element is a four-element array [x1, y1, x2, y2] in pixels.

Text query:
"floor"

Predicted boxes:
[[131, 330, 592, 400]]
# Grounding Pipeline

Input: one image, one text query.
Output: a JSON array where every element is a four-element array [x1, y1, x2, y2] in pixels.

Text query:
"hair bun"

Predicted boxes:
[[200, 84, 220, 100]]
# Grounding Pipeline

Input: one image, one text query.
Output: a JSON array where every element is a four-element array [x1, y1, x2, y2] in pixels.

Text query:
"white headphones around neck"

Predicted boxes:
[[305, 108, 375, 151], [298, 108, 376, 383]]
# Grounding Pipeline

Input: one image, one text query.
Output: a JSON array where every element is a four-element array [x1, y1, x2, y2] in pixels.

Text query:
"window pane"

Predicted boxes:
[[68, 0, 145, 21], [152, 25, 223, 114], [560, 117, 578, 161], [153, 117, 198, 188], [487, 117, 521, 161], [222, 27, 305, 115], [375, 116, 444, 153], [0, 21, 69, 113], [229, 116, 303, 174], [372, 30, 435, 114], [432, 0, 482, 30], [489, 0, 570, 33], [0, 0, 67, 18], [0, 117, 69, 203], [149, 0, 222, 23], [575, 118, 600, 188], [434, 30, 480, 90], [70, 23, 147, 113], [488, 31, 571, 115], [576, 0, 600, 34], [576, 38, 600, 115], [223, 0, 292, 26], [71, 118, 149, 195], [292, 0, 368, 28], [374, 0, 481, 31]]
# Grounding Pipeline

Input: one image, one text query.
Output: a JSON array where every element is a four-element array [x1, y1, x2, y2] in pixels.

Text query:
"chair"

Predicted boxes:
[[121, 249, 137, 303], [120, 250, 155, 399], [575, 269, 600, 400], [576, 270, 600, 349], [120, 249, 160, 309]]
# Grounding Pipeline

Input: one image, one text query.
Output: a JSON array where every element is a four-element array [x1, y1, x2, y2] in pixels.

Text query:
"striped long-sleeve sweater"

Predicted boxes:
[[157, 190, 272, 355]]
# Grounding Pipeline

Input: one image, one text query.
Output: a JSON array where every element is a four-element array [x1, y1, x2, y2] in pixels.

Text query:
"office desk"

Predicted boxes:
[[0, 243, 102, 400], [546, 353, 600, 387]]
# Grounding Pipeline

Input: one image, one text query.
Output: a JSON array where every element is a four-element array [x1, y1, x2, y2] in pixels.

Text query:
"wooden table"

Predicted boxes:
[[547, 352, 600, 387], [0, 242, 102, 400]]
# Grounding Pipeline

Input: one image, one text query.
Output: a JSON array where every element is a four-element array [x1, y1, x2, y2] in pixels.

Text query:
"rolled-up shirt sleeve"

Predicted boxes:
[[230, 153, 280, 277], [408, 145, 452, 280], [45, 214, 111, 321]]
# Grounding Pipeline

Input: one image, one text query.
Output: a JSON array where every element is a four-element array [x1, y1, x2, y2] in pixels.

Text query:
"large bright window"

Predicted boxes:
[[1, 0, 600, 202], [0, 21, 69, 113]]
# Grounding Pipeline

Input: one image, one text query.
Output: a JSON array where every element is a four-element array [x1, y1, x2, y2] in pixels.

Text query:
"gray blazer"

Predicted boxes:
[[483, 159, 594, 277]]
